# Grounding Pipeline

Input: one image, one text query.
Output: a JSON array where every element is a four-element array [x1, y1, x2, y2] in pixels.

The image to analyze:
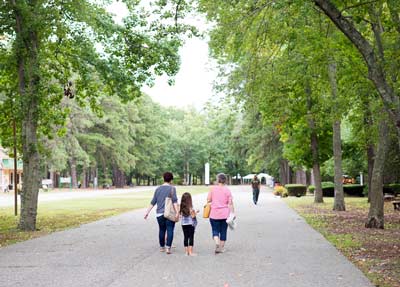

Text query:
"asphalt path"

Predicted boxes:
[[0, 186, 373, 287]]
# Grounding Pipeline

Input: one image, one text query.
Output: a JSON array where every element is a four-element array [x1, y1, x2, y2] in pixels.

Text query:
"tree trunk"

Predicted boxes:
[[13, 1, 41, 231], [332, 119, 345, 210], [70, 158, 78, 188], [314, 0, 400, 146], [184, 161, 190, 185], [126, 173, 133, 186], [19, 119, 40, 231], [305, 82, 323, 203], [328, 61, 345, 211], [279, 159, 290, 185], [81, 168, 87, 189], [367, 144, 375, 202], [365, 116, 389, 229], [311, 141, 323, 204], [310, 131, 323, 203], [112, 166, 125, 188]]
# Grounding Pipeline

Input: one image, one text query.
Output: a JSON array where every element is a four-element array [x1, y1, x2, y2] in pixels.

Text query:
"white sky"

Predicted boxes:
[[107, 2, 218, 109]]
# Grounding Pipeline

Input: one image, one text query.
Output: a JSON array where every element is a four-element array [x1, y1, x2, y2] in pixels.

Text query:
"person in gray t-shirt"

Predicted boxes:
[[144, 172, 179, 254]]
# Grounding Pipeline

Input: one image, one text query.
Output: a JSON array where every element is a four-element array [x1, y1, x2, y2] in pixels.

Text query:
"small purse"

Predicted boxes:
[[192, 217, 198, 228], [203, 203, 211, 218]]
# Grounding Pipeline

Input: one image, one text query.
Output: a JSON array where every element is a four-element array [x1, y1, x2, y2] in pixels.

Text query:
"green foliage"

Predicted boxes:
[[309, 182, 334, 197], [383, 184, 400, 196], [284, 184, 307, 197], [343, 184, 365, 197], [273, 186, 288, 197]]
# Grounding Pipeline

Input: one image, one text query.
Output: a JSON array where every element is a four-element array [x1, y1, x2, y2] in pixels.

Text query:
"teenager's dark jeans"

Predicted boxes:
[[157, 216, 176, 248], [253, 188, 260, 204]]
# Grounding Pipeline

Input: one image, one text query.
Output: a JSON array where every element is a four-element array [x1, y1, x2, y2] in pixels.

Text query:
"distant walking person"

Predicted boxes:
[[144, 172, 179, 254], [180, 192, 198, 256], [207, 173, 235, 254], [251, 175, 261, 205]]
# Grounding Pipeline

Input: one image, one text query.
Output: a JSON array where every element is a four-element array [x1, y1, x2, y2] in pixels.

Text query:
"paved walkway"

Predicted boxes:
[[0, 186, 373, 287]]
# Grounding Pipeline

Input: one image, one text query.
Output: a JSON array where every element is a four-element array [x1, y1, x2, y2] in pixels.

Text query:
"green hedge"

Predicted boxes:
[[285, 184, 307, 197], [308, 182, 334, 197], [343, 184, 365, 197], [308, 182, 365, 197], [383, 184, 400, 196]]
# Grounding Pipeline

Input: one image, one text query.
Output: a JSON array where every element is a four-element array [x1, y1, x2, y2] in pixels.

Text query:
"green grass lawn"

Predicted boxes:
[[284, 195, 400, 287], [0, 186, 209, 248]]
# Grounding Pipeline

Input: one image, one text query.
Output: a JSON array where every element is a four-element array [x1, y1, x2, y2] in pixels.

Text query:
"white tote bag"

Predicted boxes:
[[164, 187, 178, 222]]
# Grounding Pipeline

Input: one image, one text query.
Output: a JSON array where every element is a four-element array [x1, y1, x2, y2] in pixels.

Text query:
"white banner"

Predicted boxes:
[[60, 177, 71, 184], [205, 163, 210, 185], [42, 179, 53, 185]]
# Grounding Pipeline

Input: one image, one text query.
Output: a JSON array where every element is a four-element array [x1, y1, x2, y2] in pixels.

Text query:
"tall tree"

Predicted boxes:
[[0, 0, 193, 230], [328, 60, 345, 211], [313, 0, 400, 147]]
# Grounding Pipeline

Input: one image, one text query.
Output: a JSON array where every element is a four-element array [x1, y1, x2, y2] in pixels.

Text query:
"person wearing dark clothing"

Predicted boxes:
[[251, 175, 261, 205]]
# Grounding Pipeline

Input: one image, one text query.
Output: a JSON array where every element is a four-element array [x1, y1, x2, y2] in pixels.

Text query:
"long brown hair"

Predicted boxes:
[[180, 192, 192, 217]]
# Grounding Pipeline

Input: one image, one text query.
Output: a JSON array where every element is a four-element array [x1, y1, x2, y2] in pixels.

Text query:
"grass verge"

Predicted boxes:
[[284, 195, 400, 287], [0, 186, 209, 248]]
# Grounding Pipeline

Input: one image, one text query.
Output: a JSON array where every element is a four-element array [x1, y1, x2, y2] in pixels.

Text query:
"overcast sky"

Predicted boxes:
[[107, 2, 218, 109]]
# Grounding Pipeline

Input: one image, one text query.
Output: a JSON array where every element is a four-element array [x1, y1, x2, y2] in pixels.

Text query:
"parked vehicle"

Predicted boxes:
[[342, 175, 355, 184]]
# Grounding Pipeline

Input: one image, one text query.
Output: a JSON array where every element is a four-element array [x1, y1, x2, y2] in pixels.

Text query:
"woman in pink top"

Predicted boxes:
[[207, 173, 235, 254]]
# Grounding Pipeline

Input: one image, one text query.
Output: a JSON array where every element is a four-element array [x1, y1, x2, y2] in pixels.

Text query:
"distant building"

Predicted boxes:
[[0, 147, 23, 192]]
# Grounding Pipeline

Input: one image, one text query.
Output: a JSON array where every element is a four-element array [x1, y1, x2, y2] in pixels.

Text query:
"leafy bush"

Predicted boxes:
[[281, 189, 289, 198], [308, 182, 334, 197], [322, 181, 334, 187], [273, 186, 287, 196], [383, 184, 400, 196], [309, 183, 365, 197], [343, 184, 365, 197], [321, 182, 334, 197], [285, 184, 307, 197]]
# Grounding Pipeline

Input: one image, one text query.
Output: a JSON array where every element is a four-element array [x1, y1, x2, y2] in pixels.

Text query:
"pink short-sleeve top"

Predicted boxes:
[[207, 185, 233, 220]]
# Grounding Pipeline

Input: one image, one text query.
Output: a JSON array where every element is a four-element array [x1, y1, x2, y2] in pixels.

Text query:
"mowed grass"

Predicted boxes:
[[0, 186, 209, 248], [284, 195, 400, 287]]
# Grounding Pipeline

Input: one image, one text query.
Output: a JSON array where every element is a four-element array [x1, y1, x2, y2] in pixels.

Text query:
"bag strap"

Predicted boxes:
[[168, 185, 174, 198]]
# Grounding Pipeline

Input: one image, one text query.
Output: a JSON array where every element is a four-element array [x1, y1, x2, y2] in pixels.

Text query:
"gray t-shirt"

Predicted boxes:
[[150, 185, 178, 215]]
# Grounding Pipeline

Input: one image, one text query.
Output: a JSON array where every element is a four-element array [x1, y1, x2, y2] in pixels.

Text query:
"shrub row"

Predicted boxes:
[[308, 182, 334, 197], [343, 184, 365, 197], [383, 184, 400, 196], [284, 184, 307, 197], [308, 183, 364, 197]]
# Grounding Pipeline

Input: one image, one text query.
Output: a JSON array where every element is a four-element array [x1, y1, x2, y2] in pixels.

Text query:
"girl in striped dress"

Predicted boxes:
[[180, 192, 198, 256]]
